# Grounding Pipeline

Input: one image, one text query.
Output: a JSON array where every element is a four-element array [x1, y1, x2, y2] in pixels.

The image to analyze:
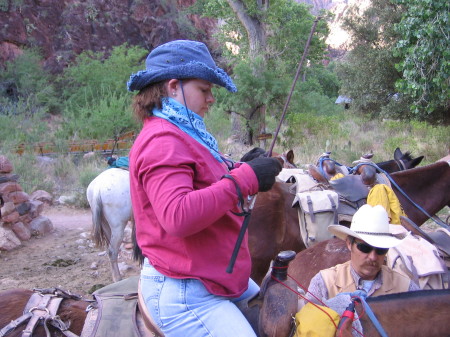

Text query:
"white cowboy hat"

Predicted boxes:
[[328, 204, 408, 248]]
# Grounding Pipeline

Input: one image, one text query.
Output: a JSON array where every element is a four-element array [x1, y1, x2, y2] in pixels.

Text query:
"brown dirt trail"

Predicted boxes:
[[0, 205, 140, 298]]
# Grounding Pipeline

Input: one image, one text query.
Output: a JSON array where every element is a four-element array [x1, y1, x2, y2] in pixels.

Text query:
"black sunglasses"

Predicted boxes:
[[352, 238, 389, 256]]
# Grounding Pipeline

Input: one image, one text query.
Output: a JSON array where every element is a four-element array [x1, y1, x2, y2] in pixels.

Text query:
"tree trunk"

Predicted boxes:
[[226, 0, 267, 58], [226, 0, 268, 144]]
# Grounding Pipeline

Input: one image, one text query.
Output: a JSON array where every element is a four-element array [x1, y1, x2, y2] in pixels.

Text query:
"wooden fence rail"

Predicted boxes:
[[15, 131, 136, 156]]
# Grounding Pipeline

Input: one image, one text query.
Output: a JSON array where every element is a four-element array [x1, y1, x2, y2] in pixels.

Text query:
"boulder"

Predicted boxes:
[[28, 215, 53, 236], [12, 221, 32, 241], [16, 202, 32, 215], [30, 190, 53, 205], [0, 201, 16, 217], [0, 226, 21, 250], [0, 182, 22, 194], [1, 211, 19, 223], [0, 156, 13, 173], [7, 191, 29, 204], [28, 199, 45, 217]]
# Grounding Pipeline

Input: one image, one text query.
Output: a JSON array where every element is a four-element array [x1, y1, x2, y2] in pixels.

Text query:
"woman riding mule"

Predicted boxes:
[[127, 40, 282, 337]]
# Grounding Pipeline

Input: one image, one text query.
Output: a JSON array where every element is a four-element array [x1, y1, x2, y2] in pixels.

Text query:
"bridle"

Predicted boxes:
[[394, 158, 407, 171]]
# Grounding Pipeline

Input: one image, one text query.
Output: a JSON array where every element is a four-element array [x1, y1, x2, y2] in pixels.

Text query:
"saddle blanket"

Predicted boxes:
[[277, 168, 307, 183], [387, 224, 447, 289]]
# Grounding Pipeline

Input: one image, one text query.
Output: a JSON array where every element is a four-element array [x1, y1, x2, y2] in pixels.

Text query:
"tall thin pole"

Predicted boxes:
[[267, 16, 321, 157]]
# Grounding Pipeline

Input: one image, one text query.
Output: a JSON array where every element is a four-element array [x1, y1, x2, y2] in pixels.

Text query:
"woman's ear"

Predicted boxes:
[[167, 79, 179, 96]]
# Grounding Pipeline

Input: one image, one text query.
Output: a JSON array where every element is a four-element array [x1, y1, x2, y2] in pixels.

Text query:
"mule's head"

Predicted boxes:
[[279, 150, 297, 168], [240, 148, 296, 168], [393, 147, 424, 170]]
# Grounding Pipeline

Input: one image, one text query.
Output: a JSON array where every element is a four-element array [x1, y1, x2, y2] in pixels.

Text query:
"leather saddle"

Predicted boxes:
[[308, 164, 329, 184], [308, 158, 349, 185], [307, 165, 369, 225], [329, 174, 369, 202]]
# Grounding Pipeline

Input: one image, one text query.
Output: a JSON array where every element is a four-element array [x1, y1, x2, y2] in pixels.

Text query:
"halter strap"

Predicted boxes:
[[395, 159, 406, 171]]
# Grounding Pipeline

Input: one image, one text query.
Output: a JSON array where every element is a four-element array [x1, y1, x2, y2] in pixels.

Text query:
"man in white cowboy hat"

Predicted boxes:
[[305, 204, 419, 305]]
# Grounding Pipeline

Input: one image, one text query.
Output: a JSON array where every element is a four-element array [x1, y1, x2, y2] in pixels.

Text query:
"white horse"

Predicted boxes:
[[86, 168, 132, 282]]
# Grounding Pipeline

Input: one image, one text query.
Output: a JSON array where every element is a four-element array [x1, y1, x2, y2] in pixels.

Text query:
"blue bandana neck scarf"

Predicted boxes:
[[152, 97, 223, 163]]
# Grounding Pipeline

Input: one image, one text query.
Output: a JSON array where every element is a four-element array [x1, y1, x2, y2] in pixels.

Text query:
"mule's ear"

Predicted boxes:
[[410, 156, 424, 168], [286, 150, 294, 163], [394, 147, 402, 160]]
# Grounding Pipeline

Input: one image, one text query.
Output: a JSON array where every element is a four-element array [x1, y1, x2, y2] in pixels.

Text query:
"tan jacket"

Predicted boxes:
[[320, 261, 411, 298]]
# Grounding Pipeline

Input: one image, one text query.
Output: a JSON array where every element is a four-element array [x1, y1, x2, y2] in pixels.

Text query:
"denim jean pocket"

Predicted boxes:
[[141, 273, 165, 327]]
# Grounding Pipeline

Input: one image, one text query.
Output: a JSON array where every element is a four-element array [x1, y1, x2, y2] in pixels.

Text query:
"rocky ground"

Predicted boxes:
[[1, 203, 447, 301], [0, 205, 140, 299]]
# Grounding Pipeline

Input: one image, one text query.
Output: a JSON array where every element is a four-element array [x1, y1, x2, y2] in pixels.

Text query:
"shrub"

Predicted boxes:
[[0, 48, 60, 115]]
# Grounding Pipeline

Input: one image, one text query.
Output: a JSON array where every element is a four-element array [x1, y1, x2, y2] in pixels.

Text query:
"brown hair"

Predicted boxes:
[[132, 81, 168, 123]]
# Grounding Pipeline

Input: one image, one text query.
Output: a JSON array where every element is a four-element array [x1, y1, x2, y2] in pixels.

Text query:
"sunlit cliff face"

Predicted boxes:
[[316, 0, 371, 49]]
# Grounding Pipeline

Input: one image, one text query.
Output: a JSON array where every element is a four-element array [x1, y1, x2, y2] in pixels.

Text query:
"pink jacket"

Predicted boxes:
[[129, 117, 259, 297]]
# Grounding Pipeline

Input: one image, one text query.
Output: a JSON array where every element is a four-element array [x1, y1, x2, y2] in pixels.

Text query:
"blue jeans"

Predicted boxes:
[[141, 258, 259, 337]]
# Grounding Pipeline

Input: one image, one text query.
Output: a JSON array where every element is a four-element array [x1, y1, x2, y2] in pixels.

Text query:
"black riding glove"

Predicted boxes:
[[246, 157, 282, 192]]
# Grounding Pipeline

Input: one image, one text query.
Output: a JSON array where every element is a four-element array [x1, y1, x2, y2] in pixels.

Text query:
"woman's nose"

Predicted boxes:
[[207, 91, 215, 104]]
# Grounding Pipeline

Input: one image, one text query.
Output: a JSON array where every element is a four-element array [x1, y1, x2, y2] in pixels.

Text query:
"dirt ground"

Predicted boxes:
[[1, 204, 447, 301], [0, 205, 140, 299]]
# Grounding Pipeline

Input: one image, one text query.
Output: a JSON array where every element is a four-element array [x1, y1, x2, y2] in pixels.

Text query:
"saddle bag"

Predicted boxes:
[[293, 190, 339, 247], [81, 276, 144, 337]]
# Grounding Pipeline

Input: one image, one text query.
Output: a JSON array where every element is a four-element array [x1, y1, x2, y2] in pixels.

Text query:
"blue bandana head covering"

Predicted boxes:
[[127, 40, 237, 93], [152, 97, 223, 163]]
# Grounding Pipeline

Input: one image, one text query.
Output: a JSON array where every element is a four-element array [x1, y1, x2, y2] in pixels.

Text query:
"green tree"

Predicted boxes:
[[58, 44, 147, 140], [0, 49, 56, 147], [0, 48, 60, 115], [394, 0, 449, 123], [61, 44, 146, 109], [335, 0, 412, 120], [191, 0, 333, 144]]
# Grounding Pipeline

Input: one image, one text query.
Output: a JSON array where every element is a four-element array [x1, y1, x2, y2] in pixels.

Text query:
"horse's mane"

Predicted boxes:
[[400, 151, 412, 161], [366, 289, 450, 303]]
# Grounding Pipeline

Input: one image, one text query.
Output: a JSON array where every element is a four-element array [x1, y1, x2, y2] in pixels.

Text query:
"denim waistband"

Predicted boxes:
[[141, 257, 163, 277], [143, 257, 152, 268]]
